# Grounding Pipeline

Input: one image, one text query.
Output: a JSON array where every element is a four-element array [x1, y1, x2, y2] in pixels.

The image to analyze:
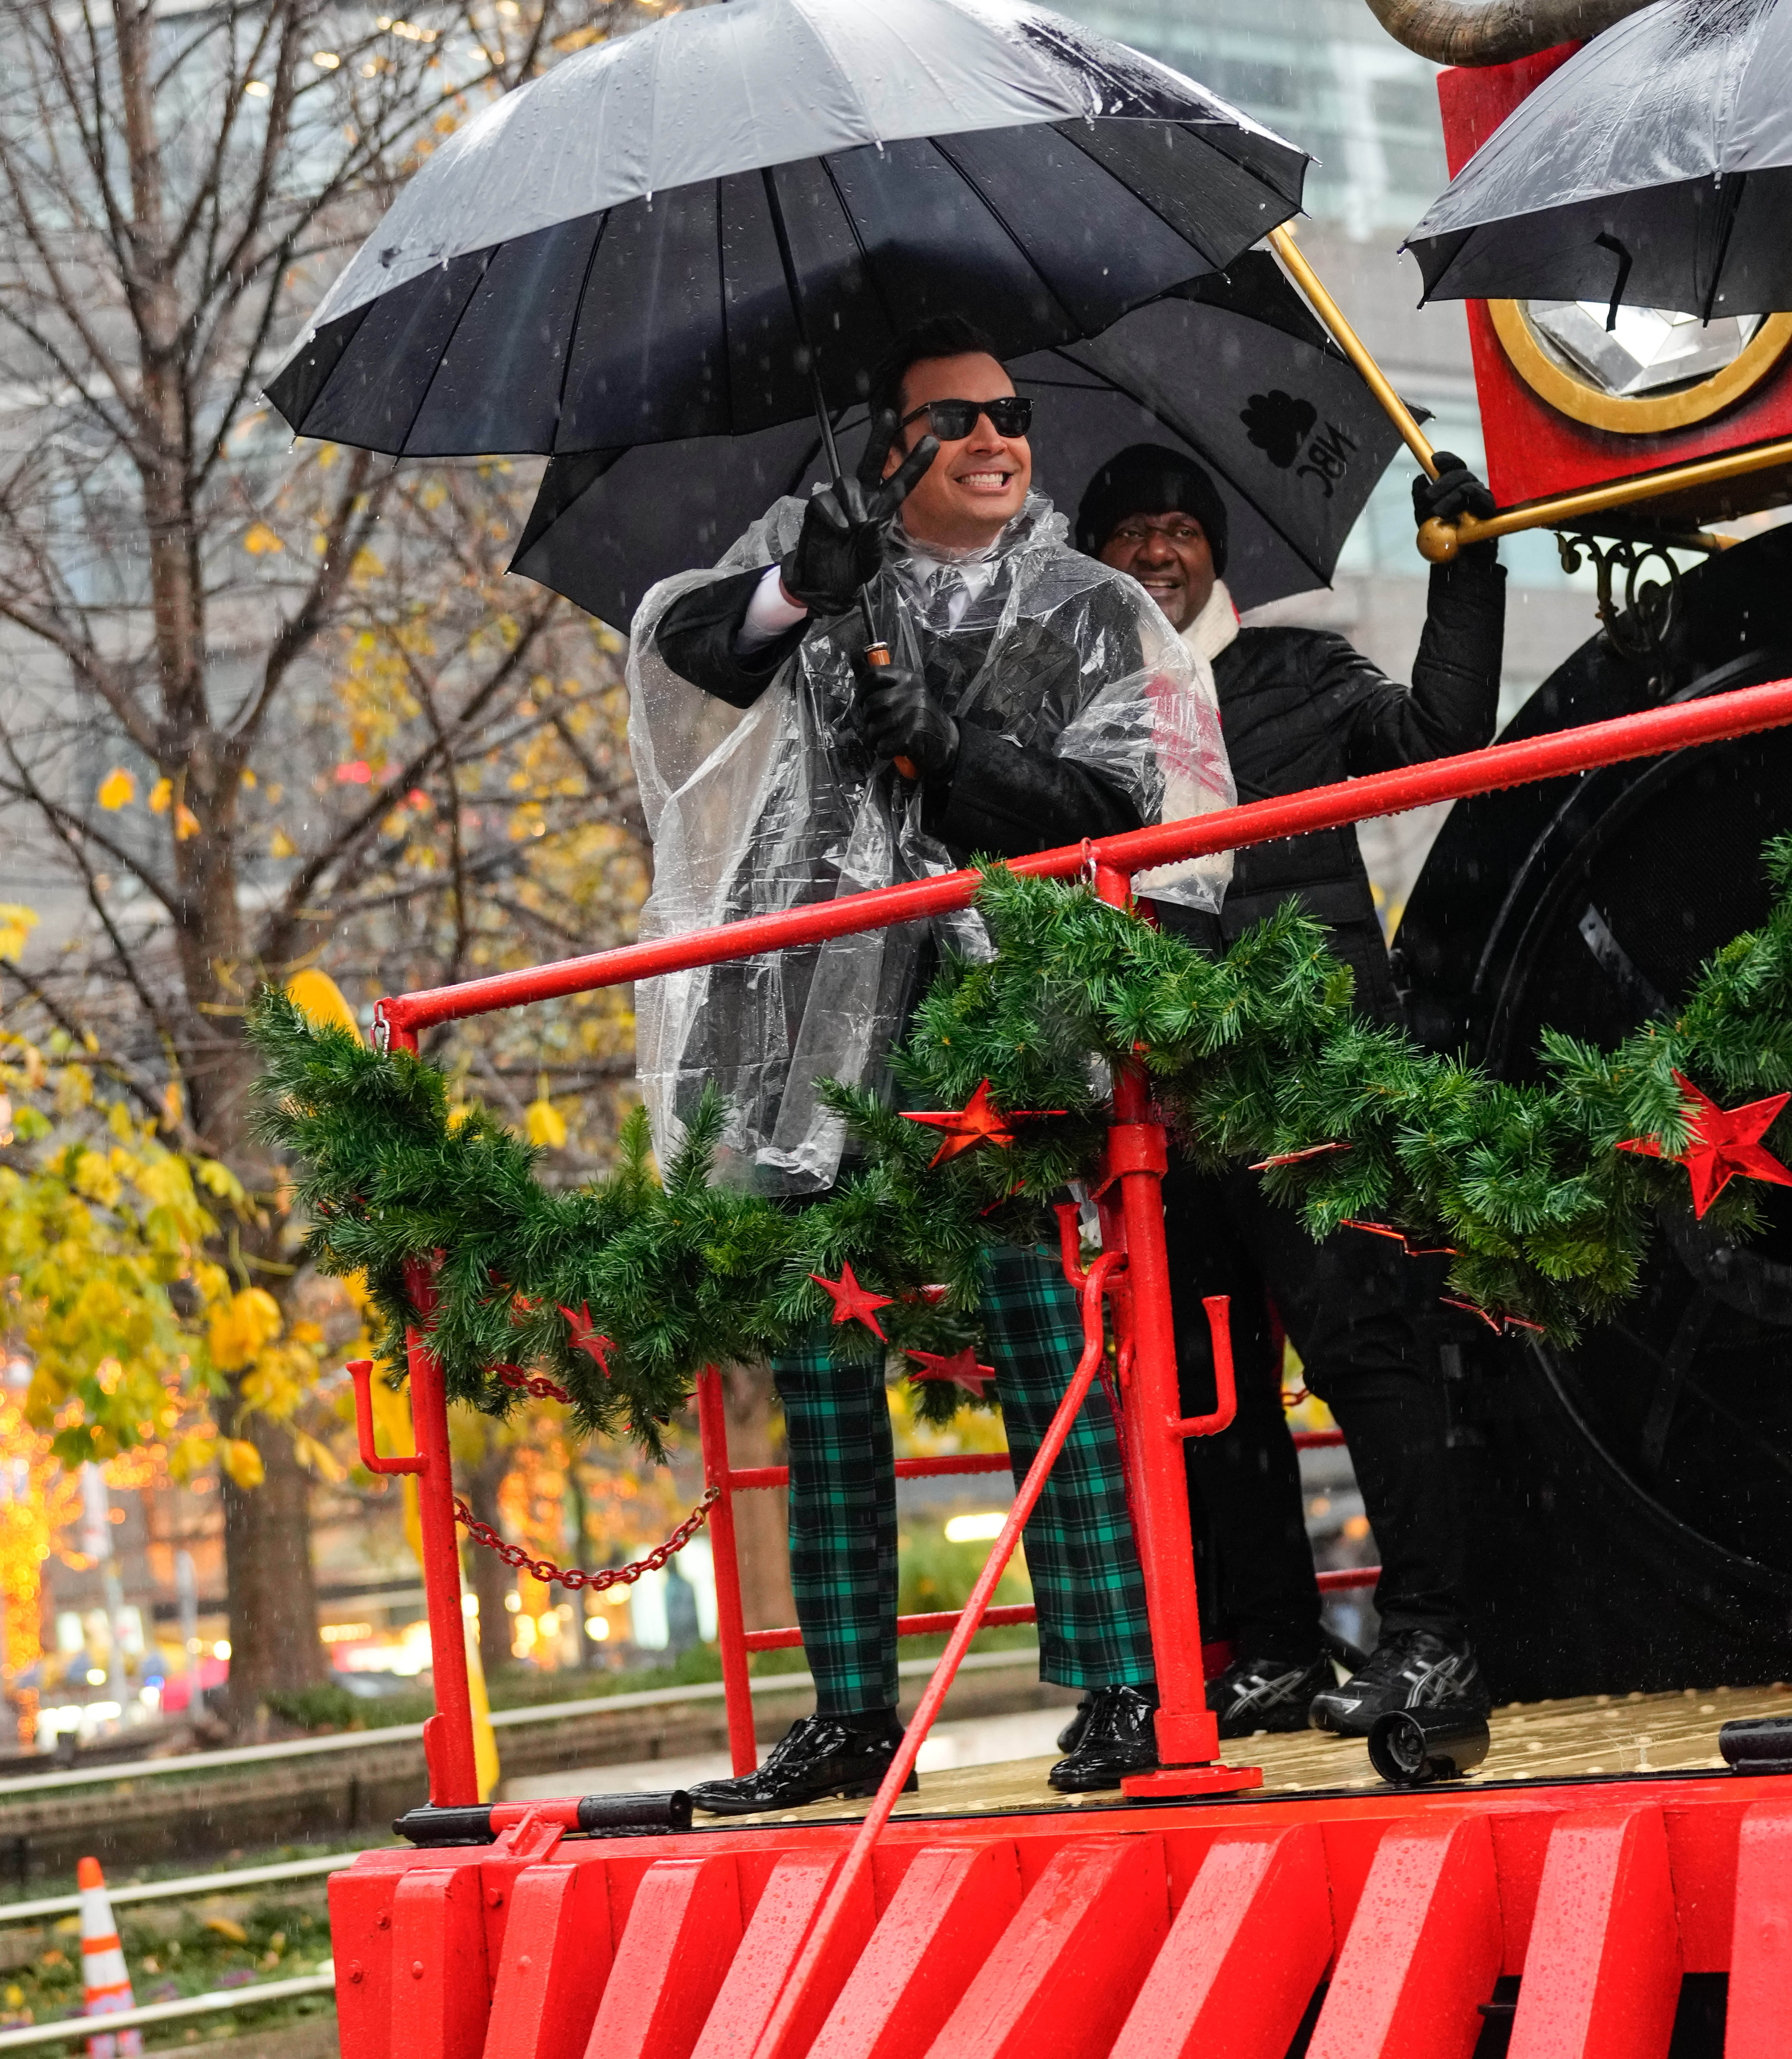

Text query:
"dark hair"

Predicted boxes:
[[1075, 443, 1230, 577], [866, 315, 1000, 427]]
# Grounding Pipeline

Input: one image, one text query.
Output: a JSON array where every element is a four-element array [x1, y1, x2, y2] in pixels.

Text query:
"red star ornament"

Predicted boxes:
[[906, 1348, 995, 1400], [1616, 1071, 1792, 1219], [555, 1301, 615, 1377], [809, 1262, 894, 1340], [903, 1080, 1016, 1165]]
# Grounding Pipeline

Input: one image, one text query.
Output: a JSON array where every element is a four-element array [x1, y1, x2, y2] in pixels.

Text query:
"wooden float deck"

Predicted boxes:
[[690, 1679, 1792, 1830]]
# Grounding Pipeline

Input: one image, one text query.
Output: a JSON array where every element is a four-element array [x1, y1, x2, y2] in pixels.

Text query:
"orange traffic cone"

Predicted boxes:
[[77, 1858, 140, 2058]]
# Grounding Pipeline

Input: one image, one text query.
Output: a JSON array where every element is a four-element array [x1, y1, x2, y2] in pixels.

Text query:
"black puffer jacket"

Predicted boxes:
[[1156, 555, 1506, 1024]]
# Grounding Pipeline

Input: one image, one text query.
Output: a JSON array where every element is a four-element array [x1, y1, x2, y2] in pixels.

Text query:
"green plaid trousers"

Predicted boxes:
[[772, 1243, 1155, 1712]]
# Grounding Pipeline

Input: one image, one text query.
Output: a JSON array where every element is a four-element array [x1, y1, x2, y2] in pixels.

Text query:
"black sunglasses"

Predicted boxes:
[[899, 395, 1033, 441]]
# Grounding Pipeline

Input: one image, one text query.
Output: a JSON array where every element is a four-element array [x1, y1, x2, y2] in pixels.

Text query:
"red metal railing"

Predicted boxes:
[[364, 674, 1792, 1819]]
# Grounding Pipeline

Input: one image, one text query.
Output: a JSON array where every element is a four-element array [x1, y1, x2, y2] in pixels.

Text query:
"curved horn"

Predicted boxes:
[[1362, 0, 1660, 66]]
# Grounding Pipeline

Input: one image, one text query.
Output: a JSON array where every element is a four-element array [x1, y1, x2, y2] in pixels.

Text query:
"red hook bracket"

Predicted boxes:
[[347, 1358, 426, 1475], [1167, 1295, 1238, 1438]]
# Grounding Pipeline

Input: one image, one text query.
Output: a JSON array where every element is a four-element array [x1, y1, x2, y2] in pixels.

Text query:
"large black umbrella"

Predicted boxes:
[[1404, 0, 1792, 318], [510, 255, 1411, 626], [265, 0, 1308, 462]]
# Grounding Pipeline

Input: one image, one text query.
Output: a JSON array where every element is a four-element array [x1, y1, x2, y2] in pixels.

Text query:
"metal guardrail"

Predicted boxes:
[[0, 1645, 1043, 1802], [0, 1971, 337, 2050], [0, 1854, 363, 1927]]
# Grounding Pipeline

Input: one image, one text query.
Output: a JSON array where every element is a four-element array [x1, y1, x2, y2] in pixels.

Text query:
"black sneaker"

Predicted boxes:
[[1056, 1696, 1092, 1754], [1208, 1654, 1333, 1739], [1048, 1684, 1159, 1793], [687, 1711, 918, 1816], [1308, 1630, 1490, 1738]]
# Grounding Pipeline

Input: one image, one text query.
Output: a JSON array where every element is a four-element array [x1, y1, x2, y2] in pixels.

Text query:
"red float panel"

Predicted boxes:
[[807, 1841, 1023, 2059], [926, 1835, 1169, 2059], [1506, 1806, 1682, 2059], [583, 1853, 743, 2059], [389, 1868, 492, 2059], [1308, 1815, 1502, 2059], [692, 1851, 874, 2059], [1110, 1823, 1332, 2059], [1723, 1799, 1792, 2059], [330, 1859, 405, 2059], [480, 1861, 611, 2059]]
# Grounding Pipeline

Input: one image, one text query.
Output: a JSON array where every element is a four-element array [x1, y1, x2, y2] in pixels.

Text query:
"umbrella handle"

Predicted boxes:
[[862, 641, 919, 780], [1268, 225, 1440, 481]]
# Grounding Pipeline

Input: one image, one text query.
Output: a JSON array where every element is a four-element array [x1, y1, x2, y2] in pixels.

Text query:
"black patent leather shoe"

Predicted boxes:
[[1056, 1696, 1092, 1754], [687, 1710, 918, 1817], [1048, 1684, 1159, 1793]]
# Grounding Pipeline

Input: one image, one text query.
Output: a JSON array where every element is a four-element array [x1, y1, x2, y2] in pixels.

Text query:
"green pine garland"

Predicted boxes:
[[250, 837, 1792, 1452]]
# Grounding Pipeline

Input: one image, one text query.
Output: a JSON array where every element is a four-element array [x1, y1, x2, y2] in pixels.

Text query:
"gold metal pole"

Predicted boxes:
[[1267, 223, 1439, 480], [1266, 222, 1788, 564], [1415, 439, 1792, 561]]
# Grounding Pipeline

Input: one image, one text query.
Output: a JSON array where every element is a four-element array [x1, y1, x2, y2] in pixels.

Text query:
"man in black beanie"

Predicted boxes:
[[1071, 440, 1507, 1741]]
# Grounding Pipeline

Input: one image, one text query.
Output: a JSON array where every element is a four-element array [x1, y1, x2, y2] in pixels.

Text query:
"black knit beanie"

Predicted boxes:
[[1075, 443, 1229, 575]]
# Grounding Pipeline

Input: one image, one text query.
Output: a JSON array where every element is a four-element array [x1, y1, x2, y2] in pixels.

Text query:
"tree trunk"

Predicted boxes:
[[722, 1362, 795, 1633], [464, 1443, 515, 1681], [219, 1406, 329, 1726]]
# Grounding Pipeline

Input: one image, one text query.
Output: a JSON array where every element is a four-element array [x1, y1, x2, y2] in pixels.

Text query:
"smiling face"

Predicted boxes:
[[885, 352, 1031, 552], [1096, 510, 1216, 633]]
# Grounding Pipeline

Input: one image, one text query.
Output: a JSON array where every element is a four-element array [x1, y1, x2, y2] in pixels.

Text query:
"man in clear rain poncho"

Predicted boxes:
[[626, 316, 1234, 1808]]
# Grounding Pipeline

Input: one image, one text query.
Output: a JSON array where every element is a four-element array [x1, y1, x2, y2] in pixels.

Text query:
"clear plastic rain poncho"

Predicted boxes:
[[627, 491, 1234, 1195]]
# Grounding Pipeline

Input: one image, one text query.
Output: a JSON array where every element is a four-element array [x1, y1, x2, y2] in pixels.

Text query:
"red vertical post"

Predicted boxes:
[[402, 1259, 480, 1808], [383, 1020, 479, 1810], [1091, 861, 1254, 1797], [697, 1364, 759, 1775]]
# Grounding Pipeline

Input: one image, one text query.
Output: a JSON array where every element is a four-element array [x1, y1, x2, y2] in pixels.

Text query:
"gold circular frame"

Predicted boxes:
[[1488, 298, 1792, 435]]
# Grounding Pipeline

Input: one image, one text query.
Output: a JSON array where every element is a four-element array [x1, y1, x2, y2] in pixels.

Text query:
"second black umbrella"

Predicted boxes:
[[511, 257, 1411, 629]]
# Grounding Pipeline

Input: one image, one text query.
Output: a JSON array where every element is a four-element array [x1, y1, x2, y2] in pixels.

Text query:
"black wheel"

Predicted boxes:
[[1395, 525, 1792, 1700]]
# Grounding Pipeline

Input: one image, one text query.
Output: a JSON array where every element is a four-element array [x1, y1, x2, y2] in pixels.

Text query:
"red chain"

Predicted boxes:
[[496, 1364, 573, 1405], [453, 1487, 719, 1592]]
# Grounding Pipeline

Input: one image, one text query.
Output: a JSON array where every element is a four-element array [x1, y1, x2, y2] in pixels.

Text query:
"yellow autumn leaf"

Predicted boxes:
[[174, 803, 201, 841], [285, 968, 361, 1042], [221, 1439, 266, 1489], [243, 522, 284, 556], [269, 828, 297, 859], [0, 905, 37, 965], [96, 768, 136, 811], [525, 1096, 566, 1149], [148, 778, 172, 815], [167, 1432, 217, 1481], [350, 546, 385, 581], [209, 1287, 283, 1373], [290, 1429, 346, 1484]]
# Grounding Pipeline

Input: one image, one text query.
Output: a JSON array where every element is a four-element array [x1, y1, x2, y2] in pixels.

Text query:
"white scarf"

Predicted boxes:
[[1134, 579, 1238, 898], [1181, 578, 1240, 672]]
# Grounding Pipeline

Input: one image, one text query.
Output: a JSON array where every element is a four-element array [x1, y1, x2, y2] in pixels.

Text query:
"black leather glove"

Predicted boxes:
[[780, 409, 939, 617], [1413, 451, 1497, 527], [852, 658, 959, 780]]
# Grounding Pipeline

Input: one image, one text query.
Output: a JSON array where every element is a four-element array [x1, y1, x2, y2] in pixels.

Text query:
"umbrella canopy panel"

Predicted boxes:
[[511, 259, 1412, 627], [266, 0, 1307, 459], [1405, 0, 1792, 317]]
